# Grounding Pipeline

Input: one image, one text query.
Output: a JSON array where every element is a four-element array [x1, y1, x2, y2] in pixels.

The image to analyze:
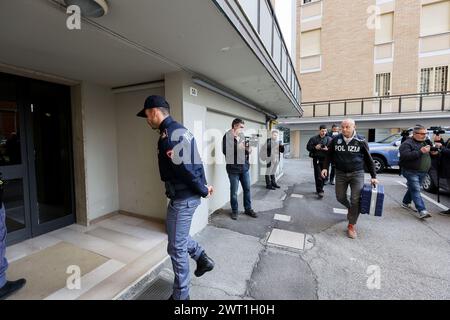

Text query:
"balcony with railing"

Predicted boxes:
[[299, 91, 450, 119], [213, 0, 302, 115]]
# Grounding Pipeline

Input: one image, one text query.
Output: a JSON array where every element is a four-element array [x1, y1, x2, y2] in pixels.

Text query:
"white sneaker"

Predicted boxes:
[[418, 211, 431, 219]]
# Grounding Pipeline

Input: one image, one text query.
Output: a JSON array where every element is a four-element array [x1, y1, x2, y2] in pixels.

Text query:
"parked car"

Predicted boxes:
[[422, 160, 450, 194], [368, 129, 450, 173], [368, 134, 402, 173]]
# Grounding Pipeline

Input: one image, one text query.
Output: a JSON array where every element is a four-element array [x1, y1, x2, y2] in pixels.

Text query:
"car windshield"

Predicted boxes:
[[377, 134, 401, 144]]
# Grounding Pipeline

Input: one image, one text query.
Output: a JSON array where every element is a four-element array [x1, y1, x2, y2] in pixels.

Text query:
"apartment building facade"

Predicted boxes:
[[285, 0, 450, 158]]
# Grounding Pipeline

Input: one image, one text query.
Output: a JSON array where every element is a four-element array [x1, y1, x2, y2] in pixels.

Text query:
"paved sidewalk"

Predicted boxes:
[[180, 159, 450, 300]]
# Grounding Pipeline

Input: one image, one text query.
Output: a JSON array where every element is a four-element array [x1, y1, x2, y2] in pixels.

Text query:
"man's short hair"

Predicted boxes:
[[319, 125, 327, 130], [232, 118, 245, 128], [332, 124, 338, 129], [413, 125, 426, 133], [158, 107, 170, 116], [342, 119, 356, 126]]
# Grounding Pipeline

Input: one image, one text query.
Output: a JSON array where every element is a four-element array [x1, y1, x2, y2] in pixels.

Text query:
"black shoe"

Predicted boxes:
[[231, 211, 238, 220], [318, 192, 324, 199], [168, 294, 190, 300], [440, 209, 450, 216], [330, 181, 335, 185], [194, 252, 215, 277], [244, 209, 258, 218], [266, 185, 276, 190], [272, 183, 281, 189], [0, 279, 26, 300]]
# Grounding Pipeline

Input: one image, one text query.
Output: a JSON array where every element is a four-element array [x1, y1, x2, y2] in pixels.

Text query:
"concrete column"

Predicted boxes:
[[164, 71, 188, 123], [71, 84, 88, 226], [290, 130, 301, 159]]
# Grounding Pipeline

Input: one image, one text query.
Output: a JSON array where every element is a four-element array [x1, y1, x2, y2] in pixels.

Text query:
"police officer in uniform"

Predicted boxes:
[[0, 174, 26, 300], [137, 96, 215, 301], [321, 119, 378, 239]]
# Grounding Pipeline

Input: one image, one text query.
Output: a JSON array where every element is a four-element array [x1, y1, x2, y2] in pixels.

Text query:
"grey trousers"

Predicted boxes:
[[335, 170, 365, 225]]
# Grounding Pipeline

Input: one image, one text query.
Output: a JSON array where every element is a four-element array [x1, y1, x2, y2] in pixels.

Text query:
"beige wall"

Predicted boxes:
[[297, 0, 375, 101], [82, 82, 120, 222], [114, 86, 167, 221], [391, 0, 421, 94], [75, 71, 269, 235], [297, 0, 450, 103]]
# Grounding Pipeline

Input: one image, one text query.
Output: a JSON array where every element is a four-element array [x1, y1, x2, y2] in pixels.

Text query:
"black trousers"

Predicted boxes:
[[265, 162, 277, 186], [265, 174, 276, 186], [330, 164, 336, 183], [312, 158, 325, 193]]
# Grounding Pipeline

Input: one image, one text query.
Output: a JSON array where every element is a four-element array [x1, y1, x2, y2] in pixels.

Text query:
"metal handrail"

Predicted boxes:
[[301, 91, 450, 118], [265, 0, 301, 93], [302, 91, 450, 105]]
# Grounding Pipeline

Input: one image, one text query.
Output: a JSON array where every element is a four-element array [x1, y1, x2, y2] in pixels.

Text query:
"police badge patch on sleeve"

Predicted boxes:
[[160, 129, 168, 139]]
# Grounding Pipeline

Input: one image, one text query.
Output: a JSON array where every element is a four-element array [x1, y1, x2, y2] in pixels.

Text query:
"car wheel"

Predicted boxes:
[[422, 173, 437, 193], [372, 156, 386, 174]]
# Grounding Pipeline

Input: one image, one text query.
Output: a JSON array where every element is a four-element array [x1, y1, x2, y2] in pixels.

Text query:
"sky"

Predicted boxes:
[[274, 0, 295, 58]]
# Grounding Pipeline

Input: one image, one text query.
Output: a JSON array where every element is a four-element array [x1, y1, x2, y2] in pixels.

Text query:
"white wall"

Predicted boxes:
[[182, 101, 209, 235], [80, 71, 268, 236], [114, 87, 167, 221], [181, 73, 266, 218], [204, 111, 264, 214], [82, 82, 119, 221]]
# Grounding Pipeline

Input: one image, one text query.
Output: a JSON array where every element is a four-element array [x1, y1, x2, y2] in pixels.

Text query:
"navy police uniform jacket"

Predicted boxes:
[[323, 133, 377, 179], [157, 116, 209, 199]]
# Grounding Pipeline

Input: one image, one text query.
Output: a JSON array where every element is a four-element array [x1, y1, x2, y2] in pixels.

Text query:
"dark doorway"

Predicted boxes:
[[368, 129, 376, 143], [0, 72, 75, 245]]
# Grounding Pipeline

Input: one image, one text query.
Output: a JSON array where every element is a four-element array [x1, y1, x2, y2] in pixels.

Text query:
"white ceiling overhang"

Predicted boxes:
[[0, 0, 302, 117]]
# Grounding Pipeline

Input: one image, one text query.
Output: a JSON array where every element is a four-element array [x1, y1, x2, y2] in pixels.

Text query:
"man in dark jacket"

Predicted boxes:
[[321, 119, 378, 239], [137, 95, 215, 300], [222, 119, 258, 220], [261, 130, 285, 190], [307, 125, 332, 198], [399, 125, 439, 219], [439, 138, 450, 216], [327, 124, 340, 185]]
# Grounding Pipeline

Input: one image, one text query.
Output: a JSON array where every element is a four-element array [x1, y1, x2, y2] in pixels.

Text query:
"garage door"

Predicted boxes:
[[299, 131, 317, 159]]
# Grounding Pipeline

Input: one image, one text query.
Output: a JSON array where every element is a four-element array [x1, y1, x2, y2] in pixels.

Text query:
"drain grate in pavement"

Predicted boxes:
[[133, 274, 173, 300]]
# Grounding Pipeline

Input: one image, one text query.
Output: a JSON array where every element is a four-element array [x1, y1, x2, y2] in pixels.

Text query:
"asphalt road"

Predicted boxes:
[[159, 159, 450, 300]]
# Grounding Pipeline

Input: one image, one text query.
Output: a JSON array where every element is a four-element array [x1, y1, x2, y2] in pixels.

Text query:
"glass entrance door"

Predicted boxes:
[[0, 73, 32, 245], [27, 79, 75, 237], [0, 72, 75, 245]]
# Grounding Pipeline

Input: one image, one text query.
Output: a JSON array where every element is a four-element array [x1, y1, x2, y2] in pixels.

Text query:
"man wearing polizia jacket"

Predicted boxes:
[[322, 119, 378, 239]]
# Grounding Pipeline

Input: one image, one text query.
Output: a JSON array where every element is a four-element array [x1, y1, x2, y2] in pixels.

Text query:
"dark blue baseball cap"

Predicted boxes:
[[136, 95, 170, 118]]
